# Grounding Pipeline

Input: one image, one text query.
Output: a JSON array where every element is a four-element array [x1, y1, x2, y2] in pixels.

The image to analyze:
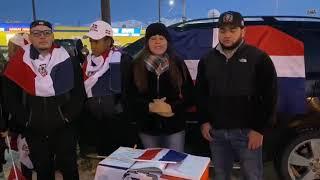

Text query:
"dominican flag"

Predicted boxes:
[[4, 44, 74, 97], [169, 25, 306, 114], [135, 148, 188, 163], [82, 49, 122, 98], [8, 165, 26, 180]]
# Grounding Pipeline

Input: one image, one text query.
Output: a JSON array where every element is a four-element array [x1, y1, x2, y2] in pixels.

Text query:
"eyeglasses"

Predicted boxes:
[[30, 30, 53, 37]]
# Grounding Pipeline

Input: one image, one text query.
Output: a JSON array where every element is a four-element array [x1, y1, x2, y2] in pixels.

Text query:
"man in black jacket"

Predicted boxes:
[[196, 11, 277, 180], [2, 20, 85, 180]]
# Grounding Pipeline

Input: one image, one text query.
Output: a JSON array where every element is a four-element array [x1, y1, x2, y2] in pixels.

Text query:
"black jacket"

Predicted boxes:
[[128, 58, 194, 135], [85, 52, 133, 117], [195, 43, 277, 134], [2, 56, 85, 135]]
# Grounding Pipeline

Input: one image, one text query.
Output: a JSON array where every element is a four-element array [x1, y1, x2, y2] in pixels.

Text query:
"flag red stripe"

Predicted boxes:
[[245, 25, 304, 56]]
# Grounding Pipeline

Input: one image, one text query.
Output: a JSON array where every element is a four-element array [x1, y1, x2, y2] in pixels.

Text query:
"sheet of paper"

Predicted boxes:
[[164, 154, 210, 179], [99, 147, 145, 169], [130, 161, 167, 172]]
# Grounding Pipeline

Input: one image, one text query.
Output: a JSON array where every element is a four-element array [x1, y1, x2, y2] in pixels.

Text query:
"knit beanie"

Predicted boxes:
[[145, 23, 171, 42]]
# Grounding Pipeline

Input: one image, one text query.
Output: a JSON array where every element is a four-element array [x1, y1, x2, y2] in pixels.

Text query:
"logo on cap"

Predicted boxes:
[[106, 29, 111, 35], [223, 13, 234, 23], [90, 24, 98, 32]]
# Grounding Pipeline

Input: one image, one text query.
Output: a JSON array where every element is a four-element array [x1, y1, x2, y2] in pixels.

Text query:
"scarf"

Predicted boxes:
[[83, 49, 122, 97], [144, 54, 170, 76]]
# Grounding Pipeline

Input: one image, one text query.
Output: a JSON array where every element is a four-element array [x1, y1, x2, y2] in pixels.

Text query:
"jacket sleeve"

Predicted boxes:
[[168, 60, 195, 114], [0, 76, 8, 131], [253, 53, 278, 134], [120, 53, 133, 107], [195, 56, 211, 125], [61, 57, 86, 121], [2, 76, 28, 132], [127, 63, 151, 116]]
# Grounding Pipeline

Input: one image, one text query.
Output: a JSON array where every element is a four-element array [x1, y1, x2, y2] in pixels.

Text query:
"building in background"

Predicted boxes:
[[0, 23, 145, 55]]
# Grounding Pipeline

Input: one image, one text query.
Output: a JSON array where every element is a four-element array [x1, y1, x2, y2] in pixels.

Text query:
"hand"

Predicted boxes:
[[150, 97, 173, 113], [248, 130, 263, 150], [149, 98, 174, 117], [156, 112, 175, 117], [0, 131, 8, 138], [201, 122, 213, 141]]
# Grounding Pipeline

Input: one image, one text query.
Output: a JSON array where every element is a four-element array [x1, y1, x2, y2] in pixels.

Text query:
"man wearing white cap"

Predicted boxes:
[[82, 20, 132, 156]]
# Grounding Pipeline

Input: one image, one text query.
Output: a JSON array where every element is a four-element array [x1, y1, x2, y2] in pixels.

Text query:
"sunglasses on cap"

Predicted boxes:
[[30, 30, 53, 37]]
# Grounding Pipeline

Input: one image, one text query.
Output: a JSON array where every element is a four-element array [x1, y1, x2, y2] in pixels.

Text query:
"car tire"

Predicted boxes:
[[280, 130, 320, 180]]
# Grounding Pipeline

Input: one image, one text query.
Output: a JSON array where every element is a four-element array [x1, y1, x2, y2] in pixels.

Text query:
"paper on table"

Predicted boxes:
[[164, 154, 210, 179], [99, 147, 145, 169], [130, 161, 167, 174]]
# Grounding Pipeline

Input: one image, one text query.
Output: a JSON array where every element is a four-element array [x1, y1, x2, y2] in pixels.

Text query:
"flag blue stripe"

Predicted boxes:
[[169, 28, 213, 59]]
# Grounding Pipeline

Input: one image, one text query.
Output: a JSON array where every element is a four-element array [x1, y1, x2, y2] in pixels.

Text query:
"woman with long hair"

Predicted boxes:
[[127, 23, 194, 152]]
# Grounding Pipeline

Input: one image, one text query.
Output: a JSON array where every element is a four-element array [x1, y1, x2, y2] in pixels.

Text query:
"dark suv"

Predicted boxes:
[[124, 16, 320, 180]]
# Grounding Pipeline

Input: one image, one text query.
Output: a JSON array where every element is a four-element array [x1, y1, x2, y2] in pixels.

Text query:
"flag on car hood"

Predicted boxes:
[[169, 25, 306, 114]]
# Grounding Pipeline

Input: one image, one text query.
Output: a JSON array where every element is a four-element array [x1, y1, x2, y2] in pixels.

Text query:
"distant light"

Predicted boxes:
[[169, 0, 174, 6]]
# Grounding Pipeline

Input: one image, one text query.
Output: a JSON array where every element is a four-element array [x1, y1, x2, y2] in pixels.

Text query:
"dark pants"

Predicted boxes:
[[21, 163, 33, 180], [139, 131, 185, 152], [86, 96, 134, 156], [26, 126, 79, 180], [210, 129, 263, 180]]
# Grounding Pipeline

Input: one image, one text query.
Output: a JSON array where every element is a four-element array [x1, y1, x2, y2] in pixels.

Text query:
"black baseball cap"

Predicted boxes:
[[30, 20, 53, 30], [218, 11, 245, 28]]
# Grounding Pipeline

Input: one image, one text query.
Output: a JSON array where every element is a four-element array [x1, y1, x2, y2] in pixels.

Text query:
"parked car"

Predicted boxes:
[[54, 39, 86, 64], [123, 16, 320, 180]]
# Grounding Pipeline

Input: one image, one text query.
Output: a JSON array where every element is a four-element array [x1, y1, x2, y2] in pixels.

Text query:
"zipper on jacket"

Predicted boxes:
[[58, 106, 68, 123], [0, 103, 2, 124], [156, 74, 163, 129], [157, 75, 160, 98], [26, 109, 33, 127], [43, 97, 48, 125]]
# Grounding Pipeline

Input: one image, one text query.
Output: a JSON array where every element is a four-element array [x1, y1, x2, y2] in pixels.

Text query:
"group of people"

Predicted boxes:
[[0, 10, 277, 180]]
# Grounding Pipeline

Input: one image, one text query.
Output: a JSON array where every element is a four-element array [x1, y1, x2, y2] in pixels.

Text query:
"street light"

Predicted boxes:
[[158, 0, 161, 22], [32, 0, 37, 21], [169, 0, 174, 6], [158, 0, 186, 22], [182, 0, 186, 21], [167, 0, 187, 21], [101, 0, 111, 24]]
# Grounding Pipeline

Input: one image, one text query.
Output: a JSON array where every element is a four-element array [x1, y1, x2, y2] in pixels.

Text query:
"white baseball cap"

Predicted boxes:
[[84, 20, 113, 40]]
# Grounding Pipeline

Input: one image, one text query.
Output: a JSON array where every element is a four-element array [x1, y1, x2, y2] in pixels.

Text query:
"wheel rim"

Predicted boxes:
[[287, 138, 320, 180]]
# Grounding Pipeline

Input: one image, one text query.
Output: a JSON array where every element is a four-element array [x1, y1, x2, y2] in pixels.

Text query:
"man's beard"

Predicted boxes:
[[220, 37, 243, 50], [38, 48, 50, 51]]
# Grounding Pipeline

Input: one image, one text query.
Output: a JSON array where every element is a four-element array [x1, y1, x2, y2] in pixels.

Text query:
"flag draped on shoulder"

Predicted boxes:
[[83, 48, 122, 97], [4, 44, 74, 97]]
